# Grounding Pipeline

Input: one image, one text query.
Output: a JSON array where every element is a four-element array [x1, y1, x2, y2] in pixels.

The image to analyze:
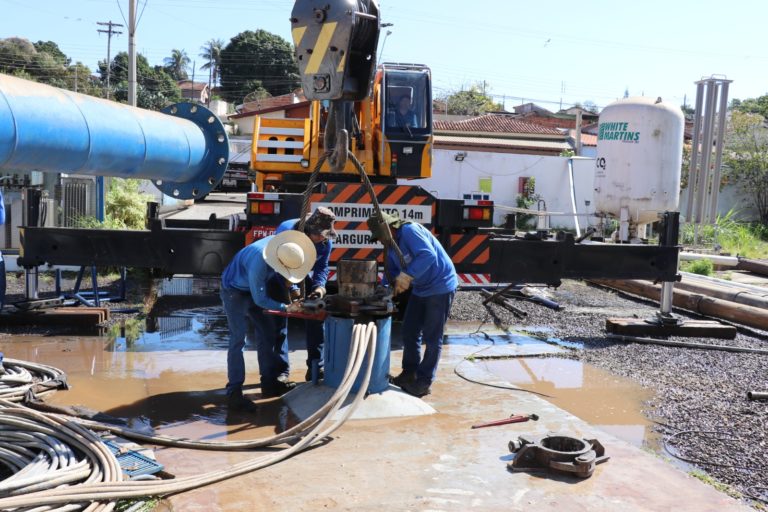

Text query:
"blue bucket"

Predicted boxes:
[[323, 317, 391, 394]]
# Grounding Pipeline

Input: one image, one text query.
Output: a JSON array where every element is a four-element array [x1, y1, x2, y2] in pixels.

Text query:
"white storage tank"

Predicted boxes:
[[593, 97, 684, 226]]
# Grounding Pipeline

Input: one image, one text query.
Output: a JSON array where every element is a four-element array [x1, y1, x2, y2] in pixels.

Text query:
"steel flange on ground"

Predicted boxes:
[[508, 434, 610, 479]]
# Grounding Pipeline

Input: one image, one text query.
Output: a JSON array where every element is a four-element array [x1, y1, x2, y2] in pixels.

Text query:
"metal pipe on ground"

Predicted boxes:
[[679, 252, 738, 267], [747, 391, 768, 400], [737, 258, 768, 277], [593, 279, 768, 331], [675, 278, 768, 310], [607, 333, 768, 356], [680, 271, 768, 297], [480, 289, 527, 318]]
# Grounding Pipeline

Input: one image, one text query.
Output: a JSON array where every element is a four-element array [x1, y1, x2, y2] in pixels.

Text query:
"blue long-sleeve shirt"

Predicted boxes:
[[221, 236, 286, 311], [275, 218, 332, 289], [386, 223, 458, 297]]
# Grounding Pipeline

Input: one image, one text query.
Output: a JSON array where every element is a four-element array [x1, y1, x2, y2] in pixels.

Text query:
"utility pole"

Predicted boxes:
[[191, 60, 196, 101], [97, 21, 123, 100], [128, 0, 137, 107]]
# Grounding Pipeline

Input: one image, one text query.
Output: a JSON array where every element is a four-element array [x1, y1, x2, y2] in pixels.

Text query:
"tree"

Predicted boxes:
[[219, 30, 299, 103], [437, 84, 503, 116], [724, 111, 768, 223], [163, 48, 190, 81], [582, 100, 599, 114], [732, 94, 768, 119], [200, 38, 224, 102], [33, 40, 70, 66], [99, 52, 182, 110], [0, 37, 100, 95]]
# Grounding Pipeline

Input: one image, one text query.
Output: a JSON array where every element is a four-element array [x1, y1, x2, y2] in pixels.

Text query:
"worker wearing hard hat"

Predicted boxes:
[[220, 230, 316, 410], [274, 207, 337, 381], [367, 211, 458, 397]]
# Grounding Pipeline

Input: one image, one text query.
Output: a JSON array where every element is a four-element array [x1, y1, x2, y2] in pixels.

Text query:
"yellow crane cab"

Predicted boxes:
[[251, 63, 433, 190], [375, 62, 433, 180]]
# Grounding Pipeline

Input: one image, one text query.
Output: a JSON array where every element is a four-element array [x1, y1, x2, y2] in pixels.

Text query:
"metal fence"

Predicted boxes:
[[61, 177, 96, 227]]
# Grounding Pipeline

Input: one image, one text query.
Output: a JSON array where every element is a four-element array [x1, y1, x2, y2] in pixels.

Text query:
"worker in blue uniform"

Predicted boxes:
[[367, 211, 458, 397], [220, 230, 316, 410], [274, 207, 337, 381]]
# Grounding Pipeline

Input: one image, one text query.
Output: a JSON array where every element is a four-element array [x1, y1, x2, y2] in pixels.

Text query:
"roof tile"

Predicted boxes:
[[434, 114, 563, 135]]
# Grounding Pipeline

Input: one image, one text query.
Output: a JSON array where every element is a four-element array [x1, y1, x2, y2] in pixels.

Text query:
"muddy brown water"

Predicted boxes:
[[478, 357, 655, 448]]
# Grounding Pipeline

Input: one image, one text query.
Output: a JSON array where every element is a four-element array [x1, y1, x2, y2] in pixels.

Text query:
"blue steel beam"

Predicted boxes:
[[0, 73, 229, 199]]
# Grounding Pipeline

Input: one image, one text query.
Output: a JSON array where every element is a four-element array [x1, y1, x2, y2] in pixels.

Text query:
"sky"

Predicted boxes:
[[1, 0, 766, 111]]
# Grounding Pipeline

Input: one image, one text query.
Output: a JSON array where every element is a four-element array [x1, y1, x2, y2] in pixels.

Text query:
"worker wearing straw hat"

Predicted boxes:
[[220, 230, 316, 410], [275, 206, 337, 382]]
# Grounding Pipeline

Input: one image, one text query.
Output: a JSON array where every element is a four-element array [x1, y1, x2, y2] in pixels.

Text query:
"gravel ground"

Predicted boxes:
[[3, 270, 152, 334], [450, 281, 768, 506]]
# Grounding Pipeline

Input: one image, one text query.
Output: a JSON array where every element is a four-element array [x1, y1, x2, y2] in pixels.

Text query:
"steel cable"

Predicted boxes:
[[0, 322, 377, 510]]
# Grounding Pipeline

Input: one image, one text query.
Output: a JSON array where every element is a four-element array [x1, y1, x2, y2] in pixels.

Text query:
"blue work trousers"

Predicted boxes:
[[220, 287, 288, 395], [401, 291, 455, 385], [305, 319, 324, 368]]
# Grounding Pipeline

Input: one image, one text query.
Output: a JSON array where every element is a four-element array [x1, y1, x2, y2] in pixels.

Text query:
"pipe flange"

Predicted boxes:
[[508, 433, 610, 479], [159, 102, 229, 200]]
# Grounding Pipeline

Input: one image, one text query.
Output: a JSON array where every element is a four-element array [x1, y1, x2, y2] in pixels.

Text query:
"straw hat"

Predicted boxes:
[[264, 230, 317, 283]]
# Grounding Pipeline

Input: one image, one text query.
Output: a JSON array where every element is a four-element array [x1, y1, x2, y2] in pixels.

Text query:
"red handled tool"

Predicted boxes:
[[265, 309, 327, 321], [471, 413, 539, 429]]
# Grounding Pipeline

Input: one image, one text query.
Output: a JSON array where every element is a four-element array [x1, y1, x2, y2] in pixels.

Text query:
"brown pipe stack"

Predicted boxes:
[[737, 258, 768, 277], [674, 279, 768, 310], [593, 279, 768, 331]]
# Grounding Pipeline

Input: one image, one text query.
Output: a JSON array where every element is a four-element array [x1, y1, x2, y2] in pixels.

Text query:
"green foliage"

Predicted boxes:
[[100, 52, 182, 110], [681, 258, 714, 276], [0, 37, 78, 90], [560, 149, 575, 157], [107, 179, 154, 229], [732, 94, 768, 119], [515, 177, 541, 229], [219, 30, 299, 103], [439, 84, 503, 116], [76, 179, 154, 230], [681, 209, 768, 258], [724, 110, 768, 223], [33, 40, 69, 65], [163, 48, 190, 81], [200, 38, 224, 87]]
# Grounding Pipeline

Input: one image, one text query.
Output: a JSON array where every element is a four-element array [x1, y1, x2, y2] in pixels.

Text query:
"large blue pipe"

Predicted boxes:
[[0, 73, 228, 199]]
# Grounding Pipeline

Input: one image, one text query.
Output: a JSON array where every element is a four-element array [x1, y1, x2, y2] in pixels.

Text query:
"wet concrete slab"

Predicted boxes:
[[0, 324, 752, 511]]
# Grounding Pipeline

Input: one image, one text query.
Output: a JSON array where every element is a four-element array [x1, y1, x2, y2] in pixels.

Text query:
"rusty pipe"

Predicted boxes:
[[593, 279, 768, 331]]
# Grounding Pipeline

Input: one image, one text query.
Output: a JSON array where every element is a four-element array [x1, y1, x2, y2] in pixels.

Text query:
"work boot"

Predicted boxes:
[[262, 380, 297, 398], [227, 392, 259, 413], [305, 366, 324, 382], [389, 370, 416, 389], [401, 379, 431, 398]]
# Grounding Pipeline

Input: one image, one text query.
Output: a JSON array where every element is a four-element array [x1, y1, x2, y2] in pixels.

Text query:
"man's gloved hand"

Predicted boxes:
[[286, 302, 304, 314], [393, 273, 413, 296], [308, 287, 326, 300]]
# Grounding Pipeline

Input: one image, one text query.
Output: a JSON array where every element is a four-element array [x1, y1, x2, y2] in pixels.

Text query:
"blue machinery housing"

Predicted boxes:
[[0, 73, 228, 200]]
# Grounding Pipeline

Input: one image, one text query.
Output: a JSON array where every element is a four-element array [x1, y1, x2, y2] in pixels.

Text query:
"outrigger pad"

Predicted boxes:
[[606, 318, 737, 339]]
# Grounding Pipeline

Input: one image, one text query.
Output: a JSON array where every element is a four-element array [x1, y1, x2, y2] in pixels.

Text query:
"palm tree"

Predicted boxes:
[[164, 49, 190, 81], [200, 39, 224, 105]]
